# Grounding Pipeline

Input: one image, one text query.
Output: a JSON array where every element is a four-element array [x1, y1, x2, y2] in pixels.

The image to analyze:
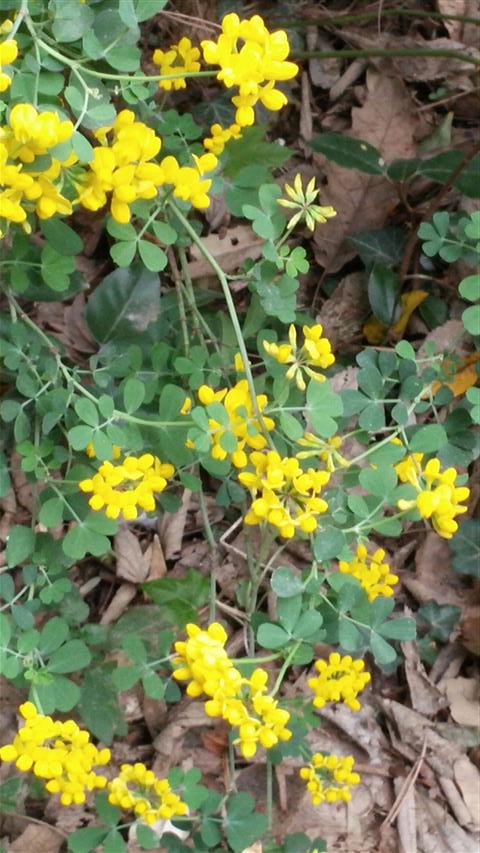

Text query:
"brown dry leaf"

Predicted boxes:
[[454, 757, 480, 828], [64, 294, 97, 356], [418, 319, 469, 359], [444, 677, 480, 726], [415, 788, 479, 852], [393, 777, 417, 853], [402, 640, 448, 716], [313, 72, 419, 273], [460, 605, 480, 655], [403, 531, 472, 609], [316, 272, 369, 348], [100, 582, 137, 625], [241, 844, 262, 853], [187, 225, 262, 279], [391, 37, 480, 80], [10, 451, 34, 512], [114, 525, 149, 582], [159, 489, 191, 561], [143, 533, 167, 580], [308, 29, 342, 89], [8, 823, 65, 853]]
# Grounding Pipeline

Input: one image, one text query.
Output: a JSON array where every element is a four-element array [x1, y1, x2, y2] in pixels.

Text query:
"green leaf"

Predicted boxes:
[[110, 240, 137, 267], [75, 398, 99, 427], [409, 424, 447, 452], [449, 519, 480, 578], [138, 239, 168, 272], [309, 132, 385, 175], [52, 1, 94, 42], [256, 623, 290, 649], [123, 377, 145, 413], [418, 601, 461, 642], [86, 265, 161, 345], [368, 262, 400, 326], [48, 640, 92, 673], [39, 617, 69, 654], [271, 567, 304, 598], [94, 791, 122, 828], [68, 827, 109, 853], [369, 631, 396, 665], [312, 526, 346, 561], [395, 340, 416, 361], [378, 617, 416, 641], [348, 226, 406, 268], [68, 424, 94, 450], [359, 466, 397, 498], [338, 618, 363, 652], [306, 380, 343, 437], [222, 126, 292, 177], [142, 671, 166, 699], [292, 610, 323, 640], [62, 523, 112, 560], [6, 525, 35, 568], [78, 666, 127, 744], [135, 0, 168, 22], [40, 218, 83, 256], [358, 365, 384, 399], [277, 595, 303, 634], [41, 245, 75, 291], [462, 304, 480, 336], [225, 793, 268, 853], [459, 274, 479, 303], [112, 666, 141, 691]]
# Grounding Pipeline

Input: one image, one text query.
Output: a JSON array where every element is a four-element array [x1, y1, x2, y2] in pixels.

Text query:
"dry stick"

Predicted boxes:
[[382, 737, 427, 827], [5, 812, 68, 838], [398, 140, 480, 284]]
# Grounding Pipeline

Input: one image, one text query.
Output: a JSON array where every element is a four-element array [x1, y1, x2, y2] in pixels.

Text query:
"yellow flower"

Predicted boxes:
[[194, 379, 275, 468], [264, 324, 334, 391], [224, 673, 292, 759], [396, 455, 469, 539], [172, 622, 242, 700], [153, 36, 201, 91], [339, 543, 399, 601], [300, 753, 360, 804], [0, 105, 76, 234], [0, 37, 17, 92], [239, 450, 330, 538], [79, 452, 174, 520], [296, 433, 348, 472], [108, 763, 187, 825], [278, 173, 337, 231], [0, 703, 110, 806], [180, 396, 192, 415], [77, 111, 164, 223], [308, 653, 371, 711], [201, 13, 298, 127], [203, 122, 242, 156], [85, 442, 121, 460]]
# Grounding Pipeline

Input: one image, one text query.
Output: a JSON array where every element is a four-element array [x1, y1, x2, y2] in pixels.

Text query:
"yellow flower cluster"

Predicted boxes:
[[296, 433, 348, 472], [153, 36, 201, 90], [79, 452, 174, 520], [339, 543, 399, 601], [0, 22, 17, 92], [0, 104, 75, 234], [395, 455, 469, 539], [172, 623, 292, 759], [203, 121, 242, 156], [278, 173, 337, 232], [308, 653, 371, 711], [300, 753, 360, 804], [76, 109, 218, 222], [108, 763, 188, 825], [195, 380, 275, 468], [0, 703, 110, 806], [238, 450, 330, 539], [263, 324, 335, 391], [201, 13, 298, 128]]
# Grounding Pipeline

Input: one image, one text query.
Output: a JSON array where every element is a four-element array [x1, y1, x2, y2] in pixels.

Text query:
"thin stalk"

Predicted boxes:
[[167, 248, 190, 355], [168, 201, 275, 447], [266, 758, 273, 832], [198, 487, 219, 623], [271, 642, 302, 696], [285, 7, 480, 28], [294, 47, 480, 68]]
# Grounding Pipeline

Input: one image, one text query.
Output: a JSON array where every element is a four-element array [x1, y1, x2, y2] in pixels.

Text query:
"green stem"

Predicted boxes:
[[266, 757, 273, 832], [271, 642, 302, 697], [198, 487, 219, 624], [234, 653, 281, 665], [294, 47, 480, 68], [168, 201, 275, 447]]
